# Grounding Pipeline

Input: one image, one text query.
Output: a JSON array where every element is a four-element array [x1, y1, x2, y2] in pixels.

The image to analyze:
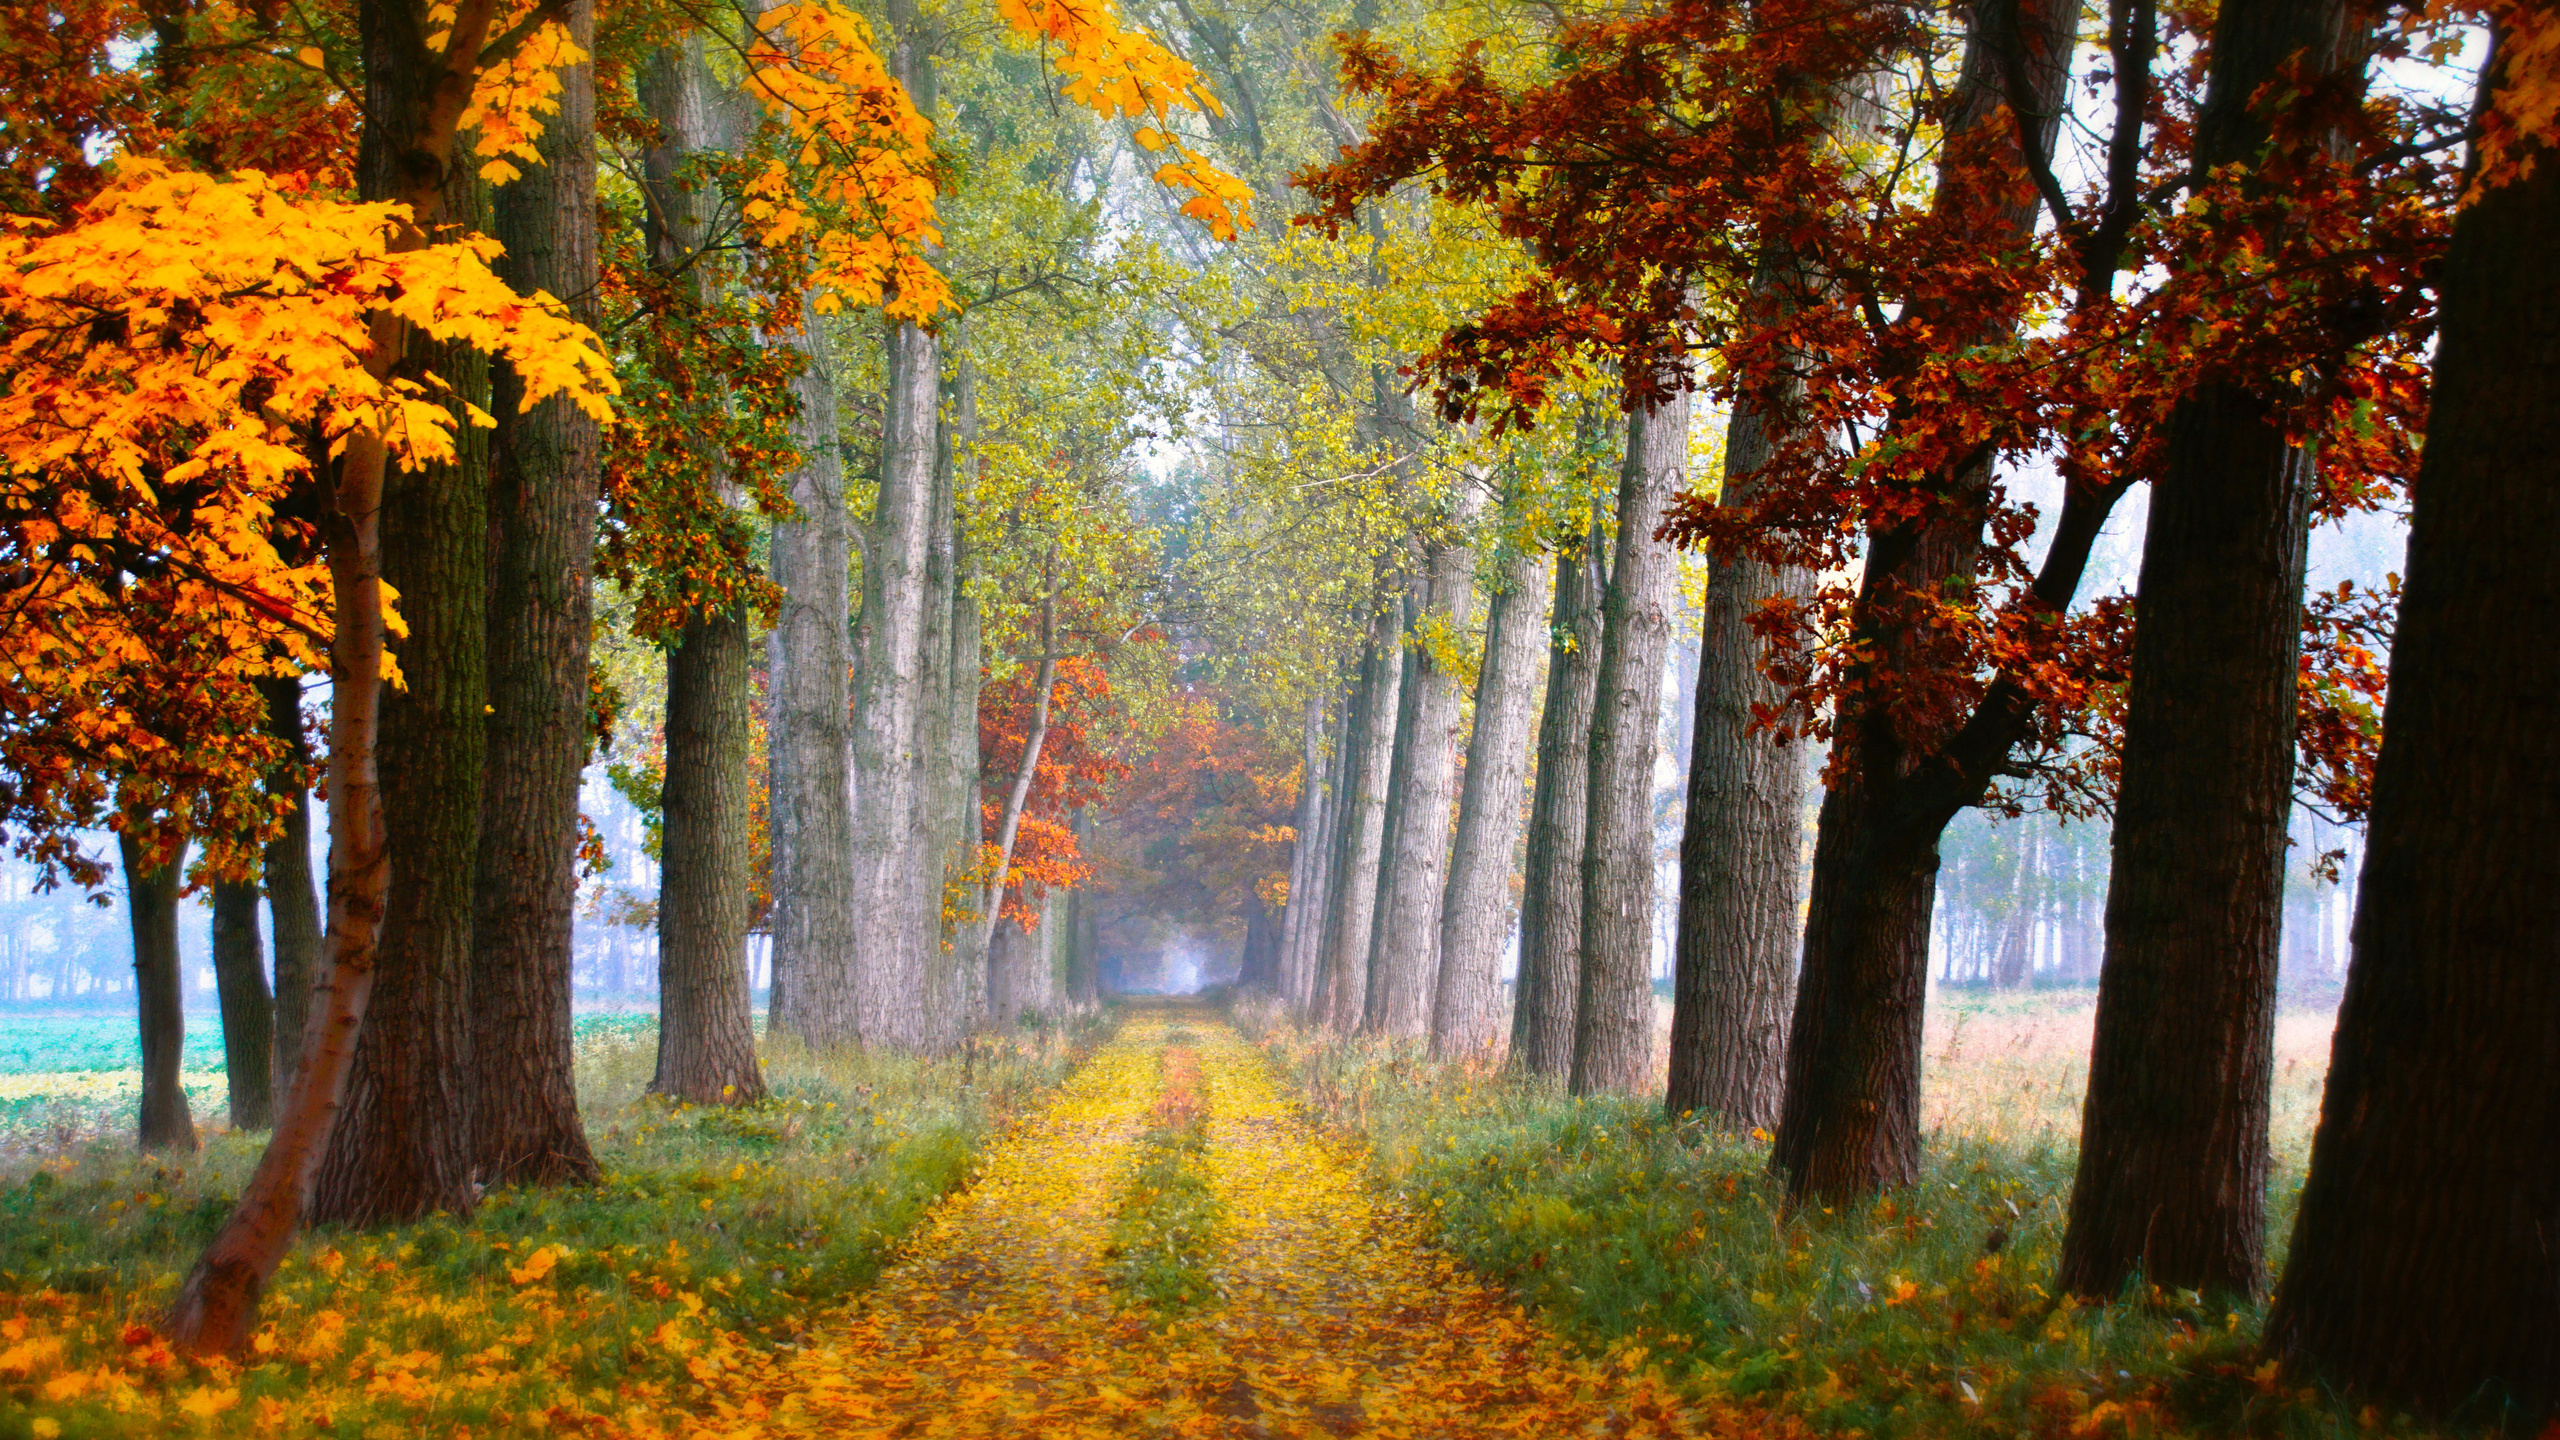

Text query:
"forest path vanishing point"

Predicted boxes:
[[685, 1003, 1718, 1437]]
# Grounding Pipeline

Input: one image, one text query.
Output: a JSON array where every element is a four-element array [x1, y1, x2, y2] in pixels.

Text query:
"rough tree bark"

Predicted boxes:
[[1369, 513, 1481, 1038], [257, 676, 322, 1104], [473, 0, 602, 1186], [123, 833, 197, 1152], [2262, 33, 2560, 1416], [167, 0, 510, 1352], [1510, 521, 1605, 1077], [310, 148, 489, 1228], [838, 0, 944, 1050], [1771, 0, 2077, 1202], [1432, 548, 1549, 1057], [1571, 388, 1691, 1095], [1669, 395, 1814, 1130], [210, 875, 274, 1131], [2060, 0, 2364, 1303], [655, 606, 767, 1104], [1316, 600, 1403, 1031], [763, 306, 861, 1044]]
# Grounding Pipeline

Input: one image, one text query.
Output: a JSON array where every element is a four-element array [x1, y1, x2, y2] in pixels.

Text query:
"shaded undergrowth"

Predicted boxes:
[[1239, 1000, 2457, 1440], [0, 1009, 1114, 1437], [1103, 1031, 1224, 1319]]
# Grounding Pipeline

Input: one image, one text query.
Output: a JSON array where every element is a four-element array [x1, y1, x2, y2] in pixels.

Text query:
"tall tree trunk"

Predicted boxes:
[[2262, 30, 2560, 1414], [1369, 522, 1480, 1038], [917, 359, 972, 1041], [752, 22, 862, 1046], [311, 154, 489, 1227], [1064, 807, 1101, 1011], [840, 0, 943, 1051], [473, 0, 602, 1188], [1287, 678, 1352, 1016], [1361, 617, 1420, 1029], [1571, 389, 1690, 1095], [764, 310, 861, 1044], [1433, 548, 1549, 1057], [258, 676, 322, 1104], [1238, 889, 1281, 993], [1273, 689, 1327, 1000], [655, 607, 766, 1104], [936, 348, 987, 1027], [2060, 0, 2363, 1303], [1669, 393, 1814, 1129], [1511, 525, 1605, 1077], [124, 833, 197, 1153], [210, 876, 274, 1131], [1771, 0, 2078, 1203], [1317, 600, 1403, 1031]]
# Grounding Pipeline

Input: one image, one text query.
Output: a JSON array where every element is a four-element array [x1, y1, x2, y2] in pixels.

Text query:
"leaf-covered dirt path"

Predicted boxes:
[[691, 1004, 1722, 1437]]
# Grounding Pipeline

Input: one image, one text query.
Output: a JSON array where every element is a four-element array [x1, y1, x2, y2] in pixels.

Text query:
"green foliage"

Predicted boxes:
[[1102, 1042, 1222, 1320]]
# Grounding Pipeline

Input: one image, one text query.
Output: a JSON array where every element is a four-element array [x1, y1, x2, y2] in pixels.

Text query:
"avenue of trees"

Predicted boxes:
[[0, 0, 2552, 1419]]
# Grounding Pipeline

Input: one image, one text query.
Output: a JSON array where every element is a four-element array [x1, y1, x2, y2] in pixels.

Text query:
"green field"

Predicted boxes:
[[0, 1010, 664, 1155]]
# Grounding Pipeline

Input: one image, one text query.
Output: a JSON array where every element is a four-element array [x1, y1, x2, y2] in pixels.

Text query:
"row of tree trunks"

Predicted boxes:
[[1431, 547, 1549, 1057], [1510, 519, 1605, 1077], [2262, 48, 2560, 1407], [1366, 500, 1481, 1038], [1769, 0, 2077, 1203], [1668, 384, 1813, 1130], [474, 0, 604, 1182], [1570, 386, 1689, 1095], [1315, 600, 1403, 1030]]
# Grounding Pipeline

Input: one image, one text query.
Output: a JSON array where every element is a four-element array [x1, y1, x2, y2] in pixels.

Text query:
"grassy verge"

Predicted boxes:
[[0, 1009, 1112, 1437], [1102, 1029, 1224, 1320], [1239, 1003, 2446, 1440]]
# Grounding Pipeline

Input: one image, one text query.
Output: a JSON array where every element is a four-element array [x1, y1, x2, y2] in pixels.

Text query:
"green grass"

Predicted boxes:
[[1243, 1000, 2457, 1440], [0, 1009, 1114, 1437], [1103, 1039, 1223, 1320]]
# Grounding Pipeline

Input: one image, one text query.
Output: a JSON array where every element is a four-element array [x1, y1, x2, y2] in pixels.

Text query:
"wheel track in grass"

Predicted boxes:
[[690, 1001, 1742, 1438]]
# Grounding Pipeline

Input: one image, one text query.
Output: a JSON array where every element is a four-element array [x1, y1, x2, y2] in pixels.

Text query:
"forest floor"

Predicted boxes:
[[680, 1000, 1748, 1437]]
